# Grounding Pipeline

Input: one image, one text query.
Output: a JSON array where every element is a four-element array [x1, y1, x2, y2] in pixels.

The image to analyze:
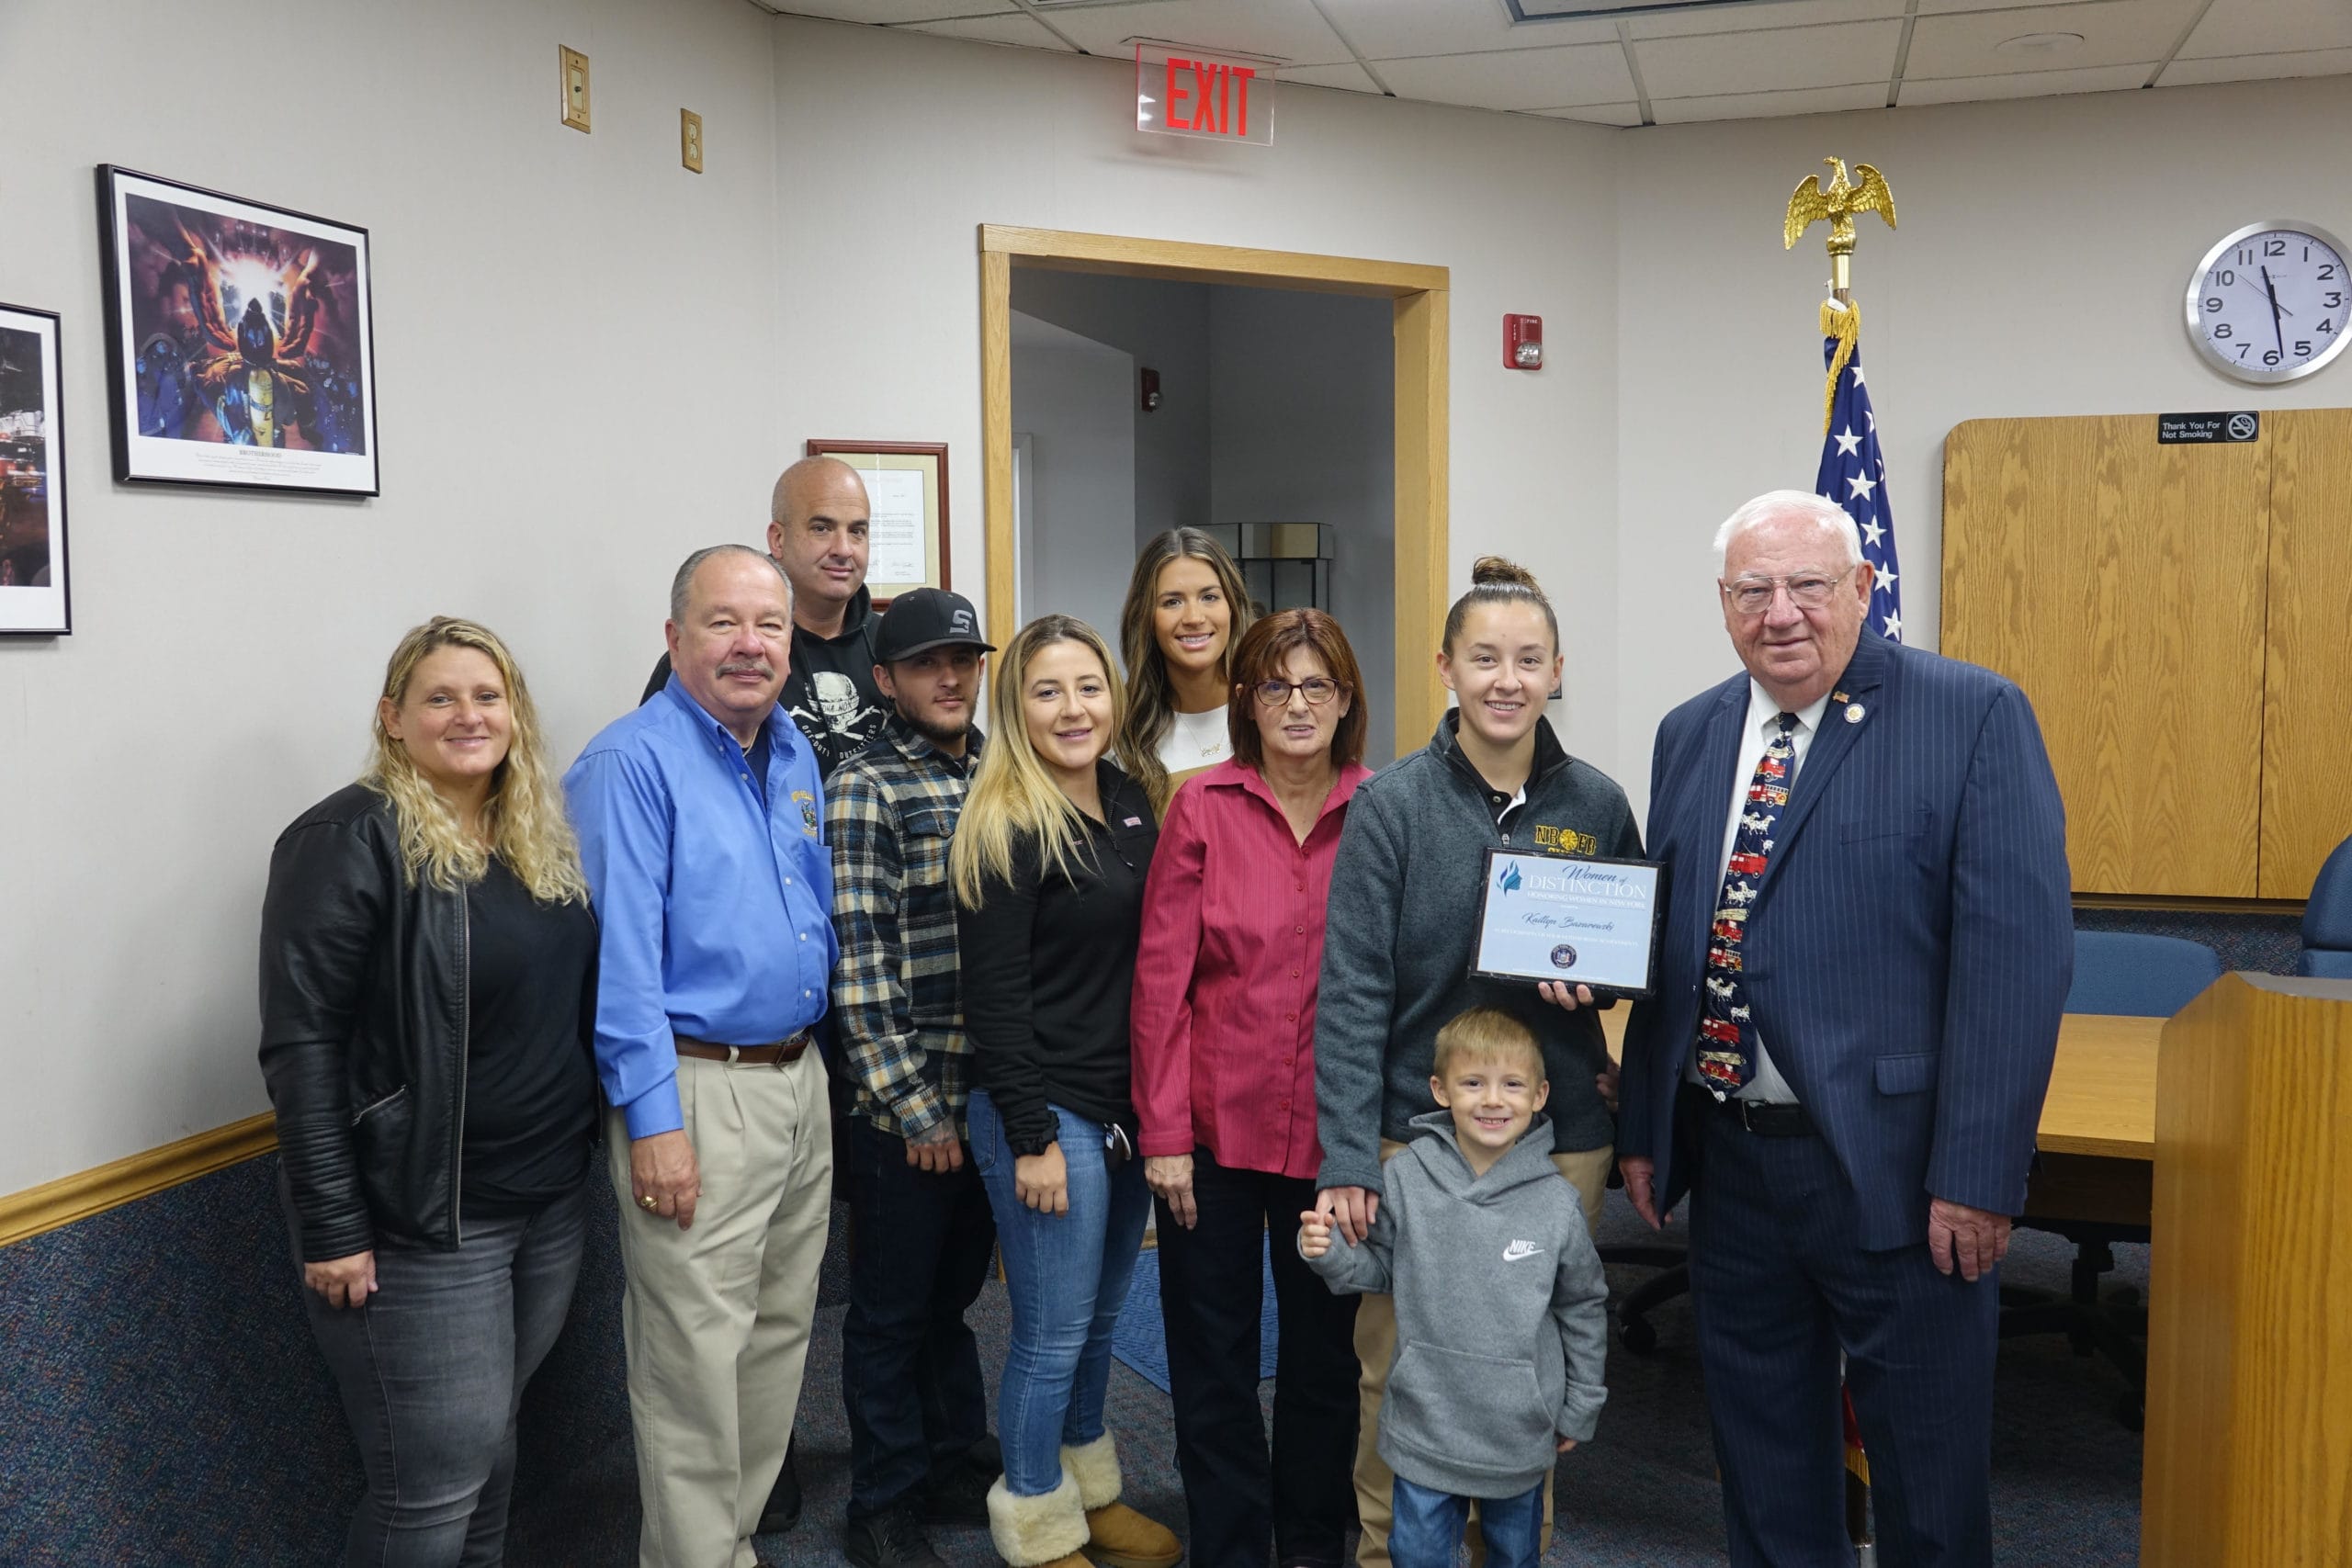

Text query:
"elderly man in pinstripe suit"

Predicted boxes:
[[1616, 490, 2072, 1566]]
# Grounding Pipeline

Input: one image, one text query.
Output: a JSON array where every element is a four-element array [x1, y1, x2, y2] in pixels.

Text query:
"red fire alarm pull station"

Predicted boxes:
[[1504, 315, 1543, 369]]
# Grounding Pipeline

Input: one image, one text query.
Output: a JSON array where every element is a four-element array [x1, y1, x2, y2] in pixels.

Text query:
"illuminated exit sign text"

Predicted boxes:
[[1136, 43, 1275, 145]]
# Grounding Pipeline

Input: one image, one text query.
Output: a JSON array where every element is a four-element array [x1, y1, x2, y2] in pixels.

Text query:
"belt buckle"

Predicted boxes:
[[1735, 1099, 1760, 1134]]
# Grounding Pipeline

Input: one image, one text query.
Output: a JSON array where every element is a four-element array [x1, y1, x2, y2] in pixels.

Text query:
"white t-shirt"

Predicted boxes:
[[1158, 706, 1233, 777], [1680, 680, 1831, 1105]]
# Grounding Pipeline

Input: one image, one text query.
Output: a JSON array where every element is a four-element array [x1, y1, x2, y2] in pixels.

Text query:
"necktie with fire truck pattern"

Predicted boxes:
[[1695, 711, 1797, 1097]]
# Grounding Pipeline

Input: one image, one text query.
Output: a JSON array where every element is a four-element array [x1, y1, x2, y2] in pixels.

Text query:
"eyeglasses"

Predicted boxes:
[[1720, 567, 1856, 615], [1252, 677, 1344, 707]]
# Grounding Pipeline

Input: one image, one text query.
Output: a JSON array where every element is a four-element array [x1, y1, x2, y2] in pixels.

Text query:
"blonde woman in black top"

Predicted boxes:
[[952, 615, 1179, 1568], [259, 616, 597, 1566]]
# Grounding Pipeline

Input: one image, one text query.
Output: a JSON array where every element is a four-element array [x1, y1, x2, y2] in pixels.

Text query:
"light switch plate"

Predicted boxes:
[[560, 46, 591, 133], [681, 109, 704, 173]]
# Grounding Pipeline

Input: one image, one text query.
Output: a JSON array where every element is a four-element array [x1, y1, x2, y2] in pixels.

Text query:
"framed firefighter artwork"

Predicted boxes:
[[97, 166, 379, 495]]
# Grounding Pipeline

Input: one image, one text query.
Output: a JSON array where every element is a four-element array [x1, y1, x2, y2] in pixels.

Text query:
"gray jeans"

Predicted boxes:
[[287, 1176, 587, 1567]]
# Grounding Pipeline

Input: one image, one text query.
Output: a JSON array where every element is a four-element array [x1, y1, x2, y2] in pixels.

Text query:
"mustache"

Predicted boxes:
[[718, 660, 775, 679]]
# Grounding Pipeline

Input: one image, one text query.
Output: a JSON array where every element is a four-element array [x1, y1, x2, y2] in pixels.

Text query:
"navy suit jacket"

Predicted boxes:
[[1619, 633, 2072, 1251]]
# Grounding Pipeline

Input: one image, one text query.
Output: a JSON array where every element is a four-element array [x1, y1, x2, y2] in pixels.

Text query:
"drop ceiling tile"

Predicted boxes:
[[2177, 0, 2352, 60], [774, 0, 1017, 23], [1279, 61, 1385, 92], [1624, 0, 1907, 42], [1634, 18, 1902, 97], [1372, 41, 1637, 108], [1897, 61, 2153, 103], [1905, 0, 2205, 79], [2162, 46, 2352, 85], [1650, 80, 1888, 120], [1317, 0, 1617, 60], [1029, 0, 1357, 66], [899, 12, 1077, 48], [1528, 100, 1645, 125]]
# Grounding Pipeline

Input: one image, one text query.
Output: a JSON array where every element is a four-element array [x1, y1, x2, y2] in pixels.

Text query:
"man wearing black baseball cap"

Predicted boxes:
[[825, 589, 1003, 1568]]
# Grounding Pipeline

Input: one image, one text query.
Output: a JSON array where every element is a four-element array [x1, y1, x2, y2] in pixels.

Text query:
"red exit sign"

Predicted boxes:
[[1136, 43, 1275, 145]]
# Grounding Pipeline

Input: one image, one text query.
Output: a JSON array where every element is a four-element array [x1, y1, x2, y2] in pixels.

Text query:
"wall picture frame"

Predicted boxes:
[[97, 165, 380, 496], [805, 439, 949, 604], [0, 302, 70, 636]]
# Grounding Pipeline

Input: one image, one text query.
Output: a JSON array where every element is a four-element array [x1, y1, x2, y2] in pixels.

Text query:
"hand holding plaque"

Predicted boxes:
[[1470, 849, 1666, 999]]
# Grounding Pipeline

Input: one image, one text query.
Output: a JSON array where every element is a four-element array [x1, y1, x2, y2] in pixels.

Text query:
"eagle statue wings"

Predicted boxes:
[[1784, 158, 1896, 254]]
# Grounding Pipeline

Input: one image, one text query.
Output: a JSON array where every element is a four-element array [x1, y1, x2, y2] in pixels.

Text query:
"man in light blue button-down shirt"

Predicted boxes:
[[566, 544, 839, 1568]]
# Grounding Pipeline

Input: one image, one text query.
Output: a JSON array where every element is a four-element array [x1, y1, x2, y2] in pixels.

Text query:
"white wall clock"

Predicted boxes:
[[2186, 221, 2350, 383]]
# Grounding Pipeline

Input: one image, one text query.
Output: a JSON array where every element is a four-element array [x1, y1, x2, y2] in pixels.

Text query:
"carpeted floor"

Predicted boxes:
[[504, 1190, 2147, 1568]]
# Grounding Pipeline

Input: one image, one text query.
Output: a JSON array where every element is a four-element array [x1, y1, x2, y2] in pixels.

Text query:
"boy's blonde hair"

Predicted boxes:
[[1430, 1007, 1545, 1082]]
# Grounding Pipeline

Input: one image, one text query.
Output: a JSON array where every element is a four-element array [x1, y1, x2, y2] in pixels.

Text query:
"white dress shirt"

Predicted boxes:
[[1683, 680, 1832, 1104]]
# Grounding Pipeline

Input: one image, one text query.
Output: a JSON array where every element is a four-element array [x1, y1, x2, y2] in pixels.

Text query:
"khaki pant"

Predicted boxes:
[[606, 1047, 833, 1568], [1351, 1139, 1611, 1568]]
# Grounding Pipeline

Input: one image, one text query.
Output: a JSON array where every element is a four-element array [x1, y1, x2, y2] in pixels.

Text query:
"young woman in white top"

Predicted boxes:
[[1117, 528, 1256, 818]]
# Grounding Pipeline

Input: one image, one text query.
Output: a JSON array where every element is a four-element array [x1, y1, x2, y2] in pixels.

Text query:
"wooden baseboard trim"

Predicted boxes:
[[0, 1112, 278, 1248]]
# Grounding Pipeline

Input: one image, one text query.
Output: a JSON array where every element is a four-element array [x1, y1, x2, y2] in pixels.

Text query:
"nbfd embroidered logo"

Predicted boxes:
[[793, 790, 820, 837], [1532, 825, 1597, 854]]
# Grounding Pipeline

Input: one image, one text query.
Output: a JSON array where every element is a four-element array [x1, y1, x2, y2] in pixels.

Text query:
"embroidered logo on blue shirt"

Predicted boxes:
[[793, 790, 820, 837]]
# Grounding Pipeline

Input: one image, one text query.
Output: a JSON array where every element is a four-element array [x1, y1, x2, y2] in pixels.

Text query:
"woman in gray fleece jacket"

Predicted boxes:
[[1301, 1009, 1609, 1568], [1312, 557, 1640, 1564]]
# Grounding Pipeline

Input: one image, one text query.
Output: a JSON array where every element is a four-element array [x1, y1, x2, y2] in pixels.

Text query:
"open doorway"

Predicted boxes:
[[1008, 273, 1399, 762], [981, 228, 1450, 761]]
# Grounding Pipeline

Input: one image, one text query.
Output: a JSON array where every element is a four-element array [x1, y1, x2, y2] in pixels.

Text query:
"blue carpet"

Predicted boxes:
[[1110, 1235, 1280, 1393]]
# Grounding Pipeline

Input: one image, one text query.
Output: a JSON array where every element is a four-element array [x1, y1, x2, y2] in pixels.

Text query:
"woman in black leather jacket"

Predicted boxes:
[[259, 616, 597, 1567]]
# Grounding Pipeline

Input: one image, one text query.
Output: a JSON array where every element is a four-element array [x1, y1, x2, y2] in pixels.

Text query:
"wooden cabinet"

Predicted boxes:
[[1943, 409, 2352, 900]]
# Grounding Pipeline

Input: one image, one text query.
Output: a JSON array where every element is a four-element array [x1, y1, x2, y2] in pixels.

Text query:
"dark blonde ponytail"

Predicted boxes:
[[1442, 556, 1560, 655]]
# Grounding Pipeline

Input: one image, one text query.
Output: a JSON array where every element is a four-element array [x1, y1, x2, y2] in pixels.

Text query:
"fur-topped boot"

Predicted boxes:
[[987, 1470, 1091, 1568], [1062, 1434, 1182, 1568]]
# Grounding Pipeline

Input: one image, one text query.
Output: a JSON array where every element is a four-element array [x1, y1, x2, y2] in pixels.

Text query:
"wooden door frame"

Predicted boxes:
[[979, 224, 1451, 750]]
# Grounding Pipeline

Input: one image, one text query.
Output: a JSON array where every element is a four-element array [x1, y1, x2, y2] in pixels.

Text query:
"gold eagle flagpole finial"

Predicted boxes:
[[1786, 157, 1895, 430], [1784, 157, 1896, 303]]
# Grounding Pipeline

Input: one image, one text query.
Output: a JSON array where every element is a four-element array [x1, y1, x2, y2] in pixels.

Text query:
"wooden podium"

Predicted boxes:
[[2142, 974, 2352, 1566]]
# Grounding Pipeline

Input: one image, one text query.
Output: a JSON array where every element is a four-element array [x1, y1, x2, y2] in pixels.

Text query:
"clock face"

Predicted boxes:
[[2186, 222, 2351, 383]]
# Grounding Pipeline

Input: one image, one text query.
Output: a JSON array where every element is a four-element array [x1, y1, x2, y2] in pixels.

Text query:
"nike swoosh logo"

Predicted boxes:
[[1501, 1241, 1544, 1262]]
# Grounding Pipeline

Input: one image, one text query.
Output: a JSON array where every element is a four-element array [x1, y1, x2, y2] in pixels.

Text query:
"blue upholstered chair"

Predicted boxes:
[[2064, 930, 2226, 1016], [2300, 836, 2352, 979], [2004, 929, 2225, 1430]]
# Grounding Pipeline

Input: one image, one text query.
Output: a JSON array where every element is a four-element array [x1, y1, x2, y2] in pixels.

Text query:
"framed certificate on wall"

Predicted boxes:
[[805, 439, 948, 604]]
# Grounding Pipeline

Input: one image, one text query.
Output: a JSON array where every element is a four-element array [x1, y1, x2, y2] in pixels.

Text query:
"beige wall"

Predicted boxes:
[[0, 0, 785, 1195], [4, 0, 2346, 1194], [1611, 75, 2352, 810]]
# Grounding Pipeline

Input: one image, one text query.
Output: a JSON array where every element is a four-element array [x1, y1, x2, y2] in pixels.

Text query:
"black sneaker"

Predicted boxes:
[[845, 1501, 945, 1568], [756, 1442, 801, 1535], [923, 1458, 994, 1527]]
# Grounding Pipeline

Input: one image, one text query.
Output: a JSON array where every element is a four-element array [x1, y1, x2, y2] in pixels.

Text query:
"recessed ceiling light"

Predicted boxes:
[[1994, 32, 2086, 58]]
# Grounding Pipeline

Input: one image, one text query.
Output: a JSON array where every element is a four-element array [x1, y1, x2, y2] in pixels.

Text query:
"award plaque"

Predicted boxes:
[[1470, 849, 1666, 999]]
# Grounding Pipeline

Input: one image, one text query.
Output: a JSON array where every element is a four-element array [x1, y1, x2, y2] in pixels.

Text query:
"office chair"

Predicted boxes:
[[2299, 835, 2352, 979], [2002, 930, 2223, 1430]]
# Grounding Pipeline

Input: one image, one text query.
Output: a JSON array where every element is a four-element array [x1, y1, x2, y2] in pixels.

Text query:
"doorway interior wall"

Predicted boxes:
[[979, 225, 1450, 750]]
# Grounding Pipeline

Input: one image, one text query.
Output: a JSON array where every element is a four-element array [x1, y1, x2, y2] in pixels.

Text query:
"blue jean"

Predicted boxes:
[[967, 1089, 1152, 1496], [288, 1176, 587, 1568], [1388, 1475, 1542, 1568]]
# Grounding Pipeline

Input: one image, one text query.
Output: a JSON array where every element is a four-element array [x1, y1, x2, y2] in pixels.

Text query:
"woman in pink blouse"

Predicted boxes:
[[1132, 608, 1374, 1568]]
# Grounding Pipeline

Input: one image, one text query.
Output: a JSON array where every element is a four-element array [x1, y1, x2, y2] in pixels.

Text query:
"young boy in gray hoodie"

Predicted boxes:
[[1300, 1007, 1609, 1568]]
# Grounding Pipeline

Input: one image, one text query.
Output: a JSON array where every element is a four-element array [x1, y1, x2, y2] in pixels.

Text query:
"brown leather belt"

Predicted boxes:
[[673, 1031, 813, 1066]]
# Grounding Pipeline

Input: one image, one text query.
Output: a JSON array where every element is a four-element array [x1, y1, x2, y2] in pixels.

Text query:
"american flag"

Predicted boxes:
[[1815, 307, 1902, 642]]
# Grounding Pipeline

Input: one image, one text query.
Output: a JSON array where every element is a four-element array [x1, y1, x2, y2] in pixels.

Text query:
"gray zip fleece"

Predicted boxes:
[[1314, 713, 1643, 1196], [1304, 1110, 1609, 1499]]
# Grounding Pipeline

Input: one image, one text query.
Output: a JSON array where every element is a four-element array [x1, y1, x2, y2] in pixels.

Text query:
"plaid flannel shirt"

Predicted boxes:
[[825, 716, 980, 1140]]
